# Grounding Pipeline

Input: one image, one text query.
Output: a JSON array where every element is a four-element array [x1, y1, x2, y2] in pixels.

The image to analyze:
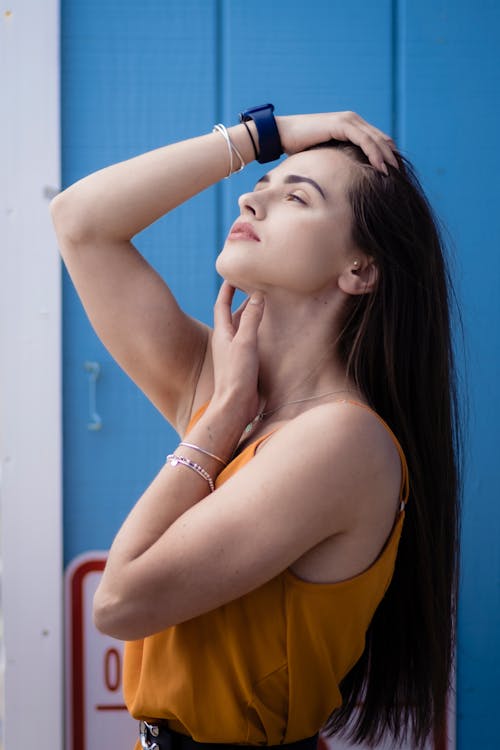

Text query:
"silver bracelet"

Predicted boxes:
[[179, 441, 228, 467], [166, 453, 215, 493], [213, 123, 245, 177]]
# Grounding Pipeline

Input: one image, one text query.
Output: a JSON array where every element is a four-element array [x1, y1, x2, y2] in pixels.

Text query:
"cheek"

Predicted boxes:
[[282, 222, 337, 264], [279, 227, 346, 290]]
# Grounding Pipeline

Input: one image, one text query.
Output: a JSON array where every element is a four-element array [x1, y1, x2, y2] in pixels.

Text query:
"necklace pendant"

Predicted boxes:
[[243, 412, 264, 435]]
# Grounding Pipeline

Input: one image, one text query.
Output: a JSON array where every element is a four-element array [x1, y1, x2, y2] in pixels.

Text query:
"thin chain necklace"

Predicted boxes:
[[243, 389, 355, 435]]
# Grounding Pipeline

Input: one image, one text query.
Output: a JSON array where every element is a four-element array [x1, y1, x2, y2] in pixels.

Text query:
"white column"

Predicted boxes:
[[0, 2, 62, 749]]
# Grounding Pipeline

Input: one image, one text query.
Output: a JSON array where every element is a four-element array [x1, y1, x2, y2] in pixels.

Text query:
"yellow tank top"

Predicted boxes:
[[124, 401, 409, 746]]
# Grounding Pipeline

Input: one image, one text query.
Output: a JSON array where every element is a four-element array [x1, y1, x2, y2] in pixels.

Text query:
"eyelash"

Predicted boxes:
[[250, 188, 307, 205], [286, 192, 306, 205]]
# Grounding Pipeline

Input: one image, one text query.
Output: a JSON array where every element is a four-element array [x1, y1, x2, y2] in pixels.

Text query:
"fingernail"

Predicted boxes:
[[250, 292, 264, 305], [381, 162, 389, 176]]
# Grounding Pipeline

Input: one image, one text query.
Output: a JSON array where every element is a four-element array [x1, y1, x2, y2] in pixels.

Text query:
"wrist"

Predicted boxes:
[[239, 103, 283, 164], [227, 122, 260, 165], [184, 398, 248, 464]]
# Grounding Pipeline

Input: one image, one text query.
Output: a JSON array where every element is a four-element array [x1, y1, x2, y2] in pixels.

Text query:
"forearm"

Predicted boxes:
[[107, 399, 242, 560], [52, 123, 258, 243], [93, 399, 245, 635]]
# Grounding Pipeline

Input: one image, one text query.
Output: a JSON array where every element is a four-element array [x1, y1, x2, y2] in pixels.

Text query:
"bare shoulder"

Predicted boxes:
[[259, 400, 401, 477], [251, 400, 403, 583], [255, 399, 403, 534]]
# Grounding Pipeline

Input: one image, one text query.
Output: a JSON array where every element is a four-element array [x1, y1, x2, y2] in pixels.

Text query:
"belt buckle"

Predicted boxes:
[[139, 720, 160, 750]]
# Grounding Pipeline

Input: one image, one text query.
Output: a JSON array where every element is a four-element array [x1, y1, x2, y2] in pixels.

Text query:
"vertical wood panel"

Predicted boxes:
[[61, 0, 219, 564], [399, 2, 500, 748]]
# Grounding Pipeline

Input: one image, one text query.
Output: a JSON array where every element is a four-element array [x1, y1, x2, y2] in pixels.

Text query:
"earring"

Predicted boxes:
[[352, 259, 360, 274]]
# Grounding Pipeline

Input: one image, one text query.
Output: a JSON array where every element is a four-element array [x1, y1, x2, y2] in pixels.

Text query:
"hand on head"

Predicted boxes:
[[276, 111, 398, 175]]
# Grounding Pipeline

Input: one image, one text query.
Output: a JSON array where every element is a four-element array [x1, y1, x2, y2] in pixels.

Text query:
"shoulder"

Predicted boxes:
[[260, 399, 400, 473], [253, 399, 403, 534]]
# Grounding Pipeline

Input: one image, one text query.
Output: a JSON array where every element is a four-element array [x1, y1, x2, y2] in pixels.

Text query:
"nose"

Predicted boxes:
[[238, 190, 265, 219]]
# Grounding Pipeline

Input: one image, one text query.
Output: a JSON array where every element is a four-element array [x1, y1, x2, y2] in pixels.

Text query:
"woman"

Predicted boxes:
[[51, 109, 459, 749]]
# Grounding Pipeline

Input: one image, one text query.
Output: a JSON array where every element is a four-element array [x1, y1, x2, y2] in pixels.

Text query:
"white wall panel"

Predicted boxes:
[[0, 2, 62, 749]]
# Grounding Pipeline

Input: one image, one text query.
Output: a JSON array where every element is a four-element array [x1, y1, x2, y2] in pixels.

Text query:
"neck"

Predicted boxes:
[[252, 287, 355, 411]]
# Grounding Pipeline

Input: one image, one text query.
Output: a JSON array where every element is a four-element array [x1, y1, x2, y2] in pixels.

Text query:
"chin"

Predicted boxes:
[[215, 252, 253, 294]]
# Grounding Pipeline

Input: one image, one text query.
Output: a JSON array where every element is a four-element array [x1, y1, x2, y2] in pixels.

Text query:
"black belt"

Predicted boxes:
[[139, 721, 319, 750]]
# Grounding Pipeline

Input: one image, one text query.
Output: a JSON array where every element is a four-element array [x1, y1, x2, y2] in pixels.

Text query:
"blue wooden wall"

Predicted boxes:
[[61, 2, 500, 747]]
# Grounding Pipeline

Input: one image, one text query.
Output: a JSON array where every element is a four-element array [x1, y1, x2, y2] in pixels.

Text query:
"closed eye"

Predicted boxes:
[[286, 192, 307, 205]]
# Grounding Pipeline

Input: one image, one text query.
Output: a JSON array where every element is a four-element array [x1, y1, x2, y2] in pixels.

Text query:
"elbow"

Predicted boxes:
[[93, 586, 135, 641], [93, 587, 121, 638], [93, 583, 174, 640], [49, 190, 96, 247]]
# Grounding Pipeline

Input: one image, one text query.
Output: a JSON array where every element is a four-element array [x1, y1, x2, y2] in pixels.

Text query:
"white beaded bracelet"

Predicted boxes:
[[213, 123, 245, 178], [166, 453, 215, 493]]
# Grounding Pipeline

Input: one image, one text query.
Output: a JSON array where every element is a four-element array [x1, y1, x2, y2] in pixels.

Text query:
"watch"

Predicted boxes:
[[239, 103, 283, 164]]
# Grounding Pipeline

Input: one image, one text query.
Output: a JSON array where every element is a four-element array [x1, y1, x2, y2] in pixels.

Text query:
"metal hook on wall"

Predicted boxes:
[[84, 361, 102, 431]]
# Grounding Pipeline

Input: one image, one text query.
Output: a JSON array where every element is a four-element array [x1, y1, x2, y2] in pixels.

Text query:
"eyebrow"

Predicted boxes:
[[256, 173, 327, 200]]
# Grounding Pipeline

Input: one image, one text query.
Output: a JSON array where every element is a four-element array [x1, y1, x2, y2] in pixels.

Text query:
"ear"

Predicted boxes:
[[338, 257, 378, 296]]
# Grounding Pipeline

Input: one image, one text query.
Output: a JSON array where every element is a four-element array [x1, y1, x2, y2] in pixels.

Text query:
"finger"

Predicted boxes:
[[343, 123, 394, 174], [338, 113, 399, 171], [361, 128, 399, 169], [232, 297, 250, 331], [371, 126, 397, 150], [234, 292, 265, 343], [213, 281, 236, 332], [361, 125, 399, 164], [353, 117, 397, 147]]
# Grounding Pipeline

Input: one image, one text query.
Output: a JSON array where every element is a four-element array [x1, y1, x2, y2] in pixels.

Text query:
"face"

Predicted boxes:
[[216, 148, 358, 296]]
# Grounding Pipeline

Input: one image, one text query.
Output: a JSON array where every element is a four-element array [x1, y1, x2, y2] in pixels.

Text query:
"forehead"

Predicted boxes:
[[267, 148, 354, 196]]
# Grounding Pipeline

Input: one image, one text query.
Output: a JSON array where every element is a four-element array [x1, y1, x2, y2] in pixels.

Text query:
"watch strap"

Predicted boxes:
[[239, 103, 283, 164]]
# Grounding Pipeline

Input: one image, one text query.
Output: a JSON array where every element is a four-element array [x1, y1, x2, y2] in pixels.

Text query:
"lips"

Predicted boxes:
[[228, 221, 260, 242]]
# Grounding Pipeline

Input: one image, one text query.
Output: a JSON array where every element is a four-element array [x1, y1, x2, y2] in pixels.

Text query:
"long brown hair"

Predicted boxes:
[[311, 141, 461, 747]]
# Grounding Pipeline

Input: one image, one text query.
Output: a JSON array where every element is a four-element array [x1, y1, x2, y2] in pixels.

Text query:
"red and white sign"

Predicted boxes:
[[65, 552, 137, 750]]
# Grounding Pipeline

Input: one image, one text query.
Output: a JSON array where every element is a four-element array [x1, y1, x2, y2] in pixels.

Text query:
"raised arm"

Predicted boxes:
[[50, 124, 260, 432]]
